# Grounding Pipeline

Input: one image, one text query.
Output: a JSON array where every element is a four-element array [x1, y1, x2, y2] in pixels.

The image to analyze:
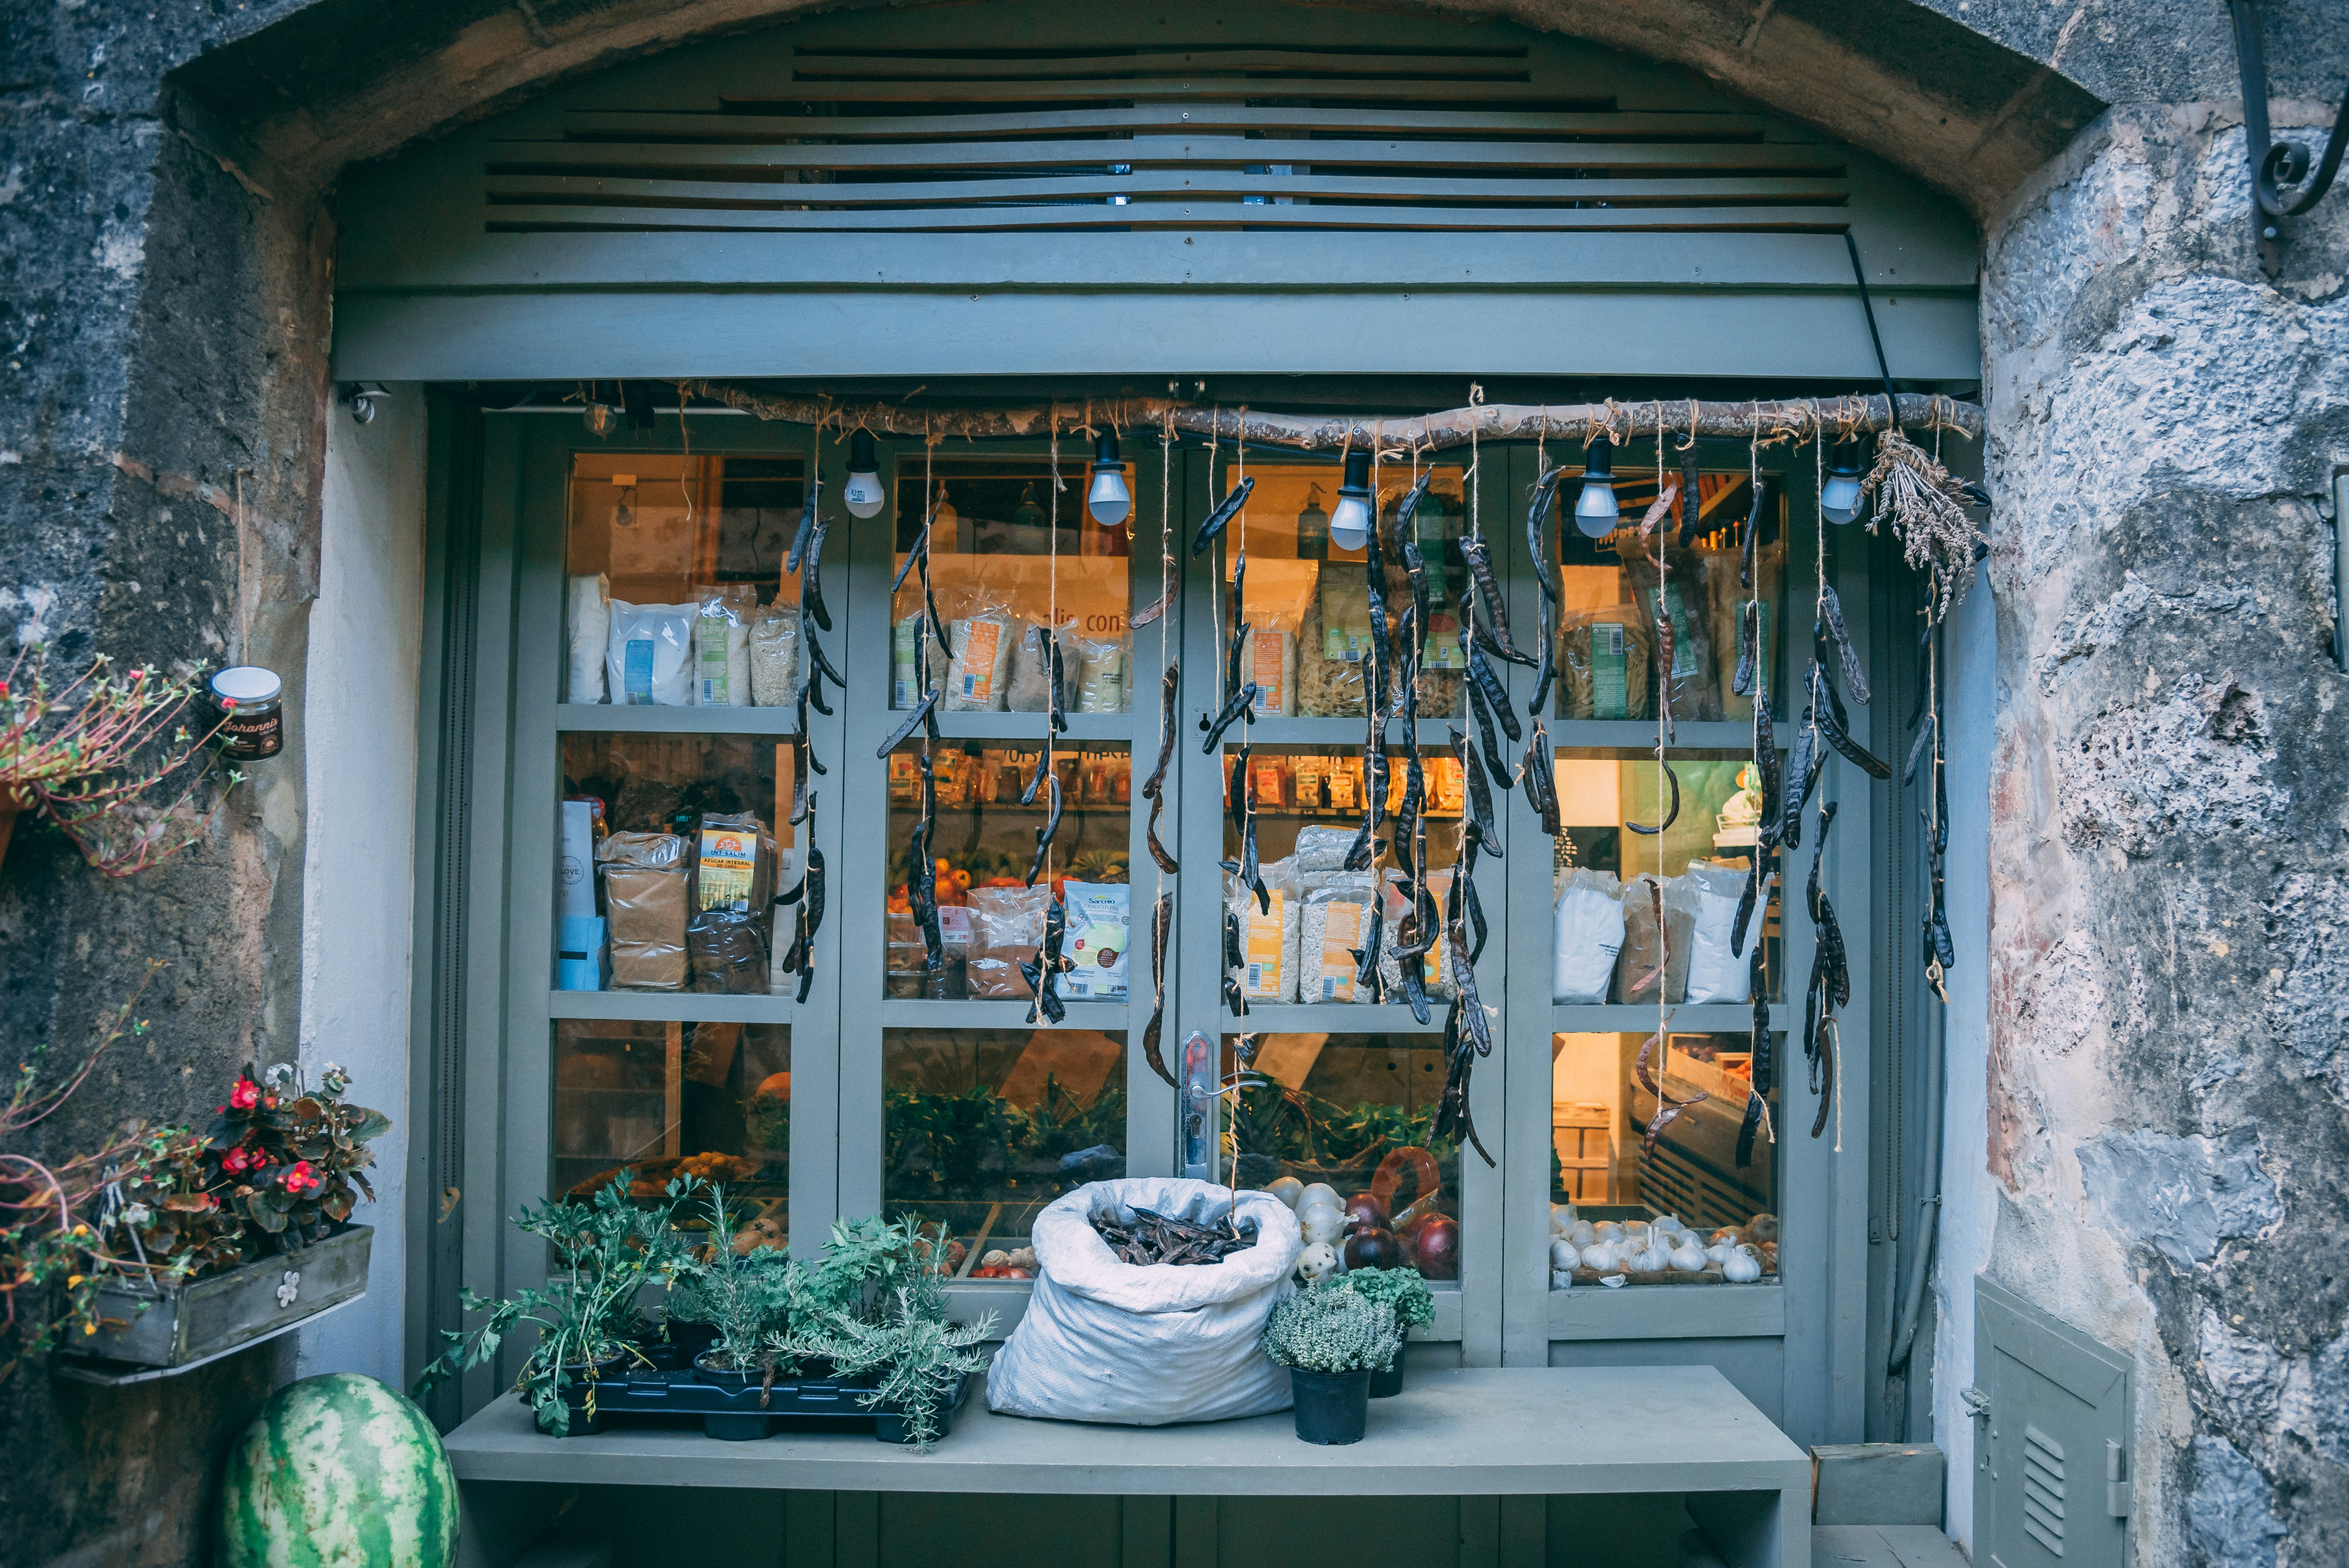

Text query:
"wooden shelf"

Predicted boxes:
[[550, 990, 794, 1024], [554, 703, 800, 736]]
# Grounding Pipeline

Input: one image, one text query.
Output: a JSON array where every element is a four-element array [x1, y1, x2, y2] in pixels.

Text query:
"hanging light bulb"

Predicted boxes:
[[1821, 439, 1867, 525], [1327, 449, 1374, 552], [1574, 437, 1620, 537], [1086, 432, 1131, 528], [843, 429, 885, 519]]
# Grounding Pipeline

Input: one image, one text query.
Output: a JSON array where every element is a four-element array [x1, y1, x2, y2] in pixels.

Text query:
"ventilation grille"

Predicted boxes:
[[483, 41, 1848, 235], [2023, 1425, 2068, 1556]]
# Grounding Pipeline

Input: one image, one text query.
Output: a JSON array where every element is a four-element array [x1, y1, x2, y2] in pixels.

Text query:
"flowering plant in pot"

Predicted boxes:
[[1332, 1267, 1434, 1397], [1259, 1282, 1400, 1445], [195, 1062, 389, 1255], [414, 1177, 688, 1435]]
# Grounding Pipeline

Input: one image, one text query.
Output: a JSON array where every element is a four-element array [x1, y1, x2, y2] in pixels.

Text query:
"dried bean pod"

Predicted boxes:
[[1818, 585, 1869, 703], [1190, 477, 1254, 557], [1466, 638, 1522, 742], [1024, 774, 1064, 887], [803, 517, 834, 632], [1625, 760, 1681, 836], [1460, 535, 1533, 665]]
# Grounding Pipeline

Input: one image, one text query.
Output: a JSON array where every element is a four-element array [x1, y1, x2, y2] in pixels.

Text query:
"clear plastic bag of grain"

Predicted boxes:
[[1377, 866, 1458, 1002], [1228, 856, 1301, 1004], [748, 606, 801, 707], [1073, 633, 1129, 714], [1299, 872, 1377, 1005], [1297, 566, 1371, 717], [1622, 545, 1722, 721], [1559, 605, 1654, 720], [1293, 824, 1357, 875], [1006, 619, 1069, 714]]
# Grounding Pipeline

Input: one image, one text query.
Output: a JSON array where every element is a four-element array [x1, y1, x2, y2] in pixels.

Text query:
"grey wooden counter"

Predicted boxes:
[[444, 1367, 1809, 1568]]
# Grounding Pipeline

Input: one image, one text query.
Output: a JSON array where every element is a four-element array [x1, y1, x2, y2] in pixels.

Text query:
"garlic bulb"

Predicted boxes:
[[1550, 1203, 1578, 1234], [1569, 1222, 1599, 1249], [1704, 1239, 1739, 1268], [1654, 1215, 1686, 1238], [1550, 1238, 1582, 1271], [1578, 1240, 1621, 1274], [1723, 1245, 1763, 1283], [1299, 1207, 1347, 1247], [1593, 1220, 1623, 1242], [1668, 1239, 1707, 1272], [1630, 1240, 1674, 1274], [1551, 1268, 1575, 1290], [1298, 1242, 1343, 1282]]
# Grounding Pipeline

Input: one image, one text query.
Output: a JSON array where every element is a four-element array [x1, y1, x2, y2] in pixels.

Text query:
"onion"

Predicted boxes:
[[1343, 1227, 1404, 1272], [1409, 1214, 1461, 1279]]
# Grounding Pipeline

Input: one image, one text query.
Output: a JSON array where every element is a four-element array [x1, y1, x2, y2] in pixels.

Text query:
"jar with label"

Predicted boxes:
[[208, 666, 285, 760]]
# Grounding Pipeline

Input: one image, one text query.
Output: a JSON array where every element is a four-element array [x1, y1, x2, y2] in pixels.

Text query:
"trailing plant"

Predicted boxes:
[[1334, 1267, 1434, 1368], [0, 648, 231, 877], [667, 1184, 794, 1370], [1259, 1282, 1401, 1376], [415, 1177, 691, 1436]]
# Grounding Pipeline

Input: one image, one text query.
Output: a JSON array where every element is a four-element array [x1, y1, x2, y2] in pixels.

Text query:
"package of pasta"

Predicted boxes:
[[1376, 867, 1457, 1003], [1559, 606, 1654, 720], [1229, 857, 1302, 1003], [965, 884, 1051, 999], [1622, 547, 1723, 720], [1300, 873, 1377, 1005], [1614, 872, 1698, 1005], [1072, 633, 1129, 714], [946, 594, 1016, 711], [1297, 566, 1371, 717]]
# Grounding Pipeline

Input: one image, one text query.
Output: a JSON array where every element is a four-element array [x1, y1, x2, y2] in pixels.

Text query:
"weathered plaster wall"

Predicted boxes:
[[293, 386, 426, 1390], [1968, 97, 2349, 1565]]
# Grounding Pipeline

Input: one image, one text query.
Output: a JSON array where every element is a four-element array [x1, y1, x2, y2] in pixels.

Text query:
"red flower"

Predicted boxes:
[[221, 1148, 247, 1173], [229, 1079, 259, 1110], [283, 1161, 319, 1195]]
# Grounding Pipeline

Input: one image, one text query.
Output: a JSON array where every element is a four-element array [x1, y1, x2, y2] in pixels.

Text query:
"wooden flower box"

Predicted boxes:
[[55, 1224, 372, 1384]]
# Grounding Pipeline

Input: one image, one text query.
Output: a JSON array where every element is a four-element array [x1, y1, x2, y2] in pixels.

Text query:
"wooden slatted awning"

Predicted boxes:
[[482, 40, 1855, 237]]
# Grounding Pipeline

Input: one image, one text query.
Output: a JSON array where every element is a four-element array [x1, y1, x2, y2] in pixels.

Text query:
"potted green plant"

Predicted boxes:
[[1337, 1266, 1435, 1397], [769, 1214, 993, 1449], [413, 1177, 687, 1435], [668, 1185, 795, 1439], [1259, 1282, 1400, 1445]]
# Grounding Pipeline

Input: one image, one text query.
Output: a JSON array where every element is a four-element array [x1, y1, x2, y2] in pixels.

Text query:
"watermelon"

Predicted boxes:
[[217, 1372, 460, 1567]]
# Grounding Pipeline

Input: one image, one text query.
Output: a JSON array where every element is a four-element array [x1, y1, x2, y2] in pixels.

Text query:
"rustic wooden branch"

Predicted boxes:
[[678, 381, 1982, 449]]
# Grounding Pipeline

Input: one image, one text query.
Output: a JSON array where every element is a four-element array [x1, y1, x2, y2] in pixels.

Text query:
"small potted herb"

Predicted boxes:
[[670, 1185, 795, 1438], [768, 1215, 993, 1449], [1259, 1282, 1401, 1445], [414, 1178, 686, 1435], [1337, 1267, 1435, 1398]]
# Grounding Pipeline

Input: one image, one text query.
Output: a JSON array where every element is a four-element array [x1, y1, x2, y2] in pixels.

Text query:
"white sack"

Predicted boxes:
[[987, 1178, 1302, 1426], [606, 600, 696, 707], [1552, 867, 1625, 1003], [1681, 861, 1753, 1005], [567, 574, 610, 703]]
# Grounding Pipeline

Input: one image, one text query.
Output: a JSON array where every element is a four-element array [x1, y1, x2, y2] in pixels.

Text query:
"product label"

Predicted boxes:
[[1291, 755, 1327, 811], [1327, 762, 1359, 811], [1253, 757, 1286, 811], [959, 620, 1002, 704], [1244, 891, 1286, 999], [1317, 902, 1363, 1002], [1592, 621, 1629, 718], [624, 637, 656, 704], [892, 617, 918, 709], [696, 825, 758, 910], [698, 618, 733, 707], [1248, 630, 1288, 715], [1062, 886, 1131, 999], [1648, 584, 1700, 679]]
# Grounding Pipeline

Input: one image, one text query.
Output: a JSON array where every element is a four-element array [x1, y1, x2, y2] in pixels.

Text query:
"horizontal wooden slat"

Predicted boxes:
[[788, 48, 1531, 82], [487, 136, 1847, 176], [488, 172, 1847, 212], [564, 106, 1786, 145], [682, 78, 1607, 106], [485, 202, 1859, 234]]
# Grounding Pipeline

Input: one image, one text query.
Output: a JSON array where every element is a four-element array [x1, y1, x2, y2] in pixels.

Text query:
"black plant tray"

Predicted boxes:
[[550, 1360, 973, 1444]]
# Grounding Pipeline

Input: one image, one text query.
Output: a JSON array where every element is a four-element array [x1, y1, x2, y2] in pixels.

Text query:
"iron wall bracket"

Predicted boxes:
[[2226, 0, 2349, 277]]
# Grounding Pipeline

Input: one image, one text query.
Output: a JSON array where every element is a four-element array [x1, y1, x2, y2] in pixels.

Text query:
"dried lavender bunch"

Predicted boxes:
[[1861, 431, 1986, 623]]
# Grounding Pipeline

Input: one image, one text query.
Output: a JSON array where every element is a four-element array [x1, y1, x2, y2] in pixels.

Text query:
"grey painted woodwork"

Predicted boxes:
[[444, 1367, 1810, 1568], [330, 1, 1977, 383]]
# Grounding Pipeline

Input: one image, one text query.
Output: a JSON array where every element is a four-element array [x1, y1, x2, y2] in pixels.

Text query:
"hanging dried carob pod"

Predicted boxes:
[[1523, 722, 1560, 836], [1465, 636, 1522, 744], [1801, 801, 1848, 1140], [1459, 534, 1534, 666], [1045, 627, 1069, 737], [1634, 1023, 1711, 1154], [802, 517, 834, 633], [877, 689, 941, 757], [1817, 584, 1869, 703], [1431, 1001, 1496, 1168], [1463, 671, 1514, 793], [1526, 465, 1565, 716], [788, 472, 822, 576], [1190, 476, 1254, 557], [1143, 660, 1181, 875], [1222, 908, 1247, 1017], [1024, 773, 1064, 889], [1739, 474, 1767, 591], [1625, 761, 1681, 836], [1139, 893, 1178, 1088], [1675, 434, 1705, 550], [1022, 892, 1072, 1025], [1199, 682, 1256, 753], [1131, 590, 1170, 629], [1735, 935, 1774, 1168], [909, 751, 947, 997], [1453, 725, 1503, 857]]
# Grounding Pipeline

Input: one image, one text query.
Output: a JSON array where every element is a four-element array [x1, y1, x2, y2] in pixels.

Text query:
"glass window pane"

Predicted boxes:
[[555, 1018, 792, 1240], [1555, 466, 1784, 721], [1549, 1030, 1776, 1287], [559, 735, 795, 993], [1551, 749, 1780, 1005], [884, 1028, 1127, 1273], [566, 454, 807, 706], [1219, 461, 1469, 718], [890, 457, 1132, 710], [885, 741, 1130, 1000], [1226, 1032, 1461, 1284]]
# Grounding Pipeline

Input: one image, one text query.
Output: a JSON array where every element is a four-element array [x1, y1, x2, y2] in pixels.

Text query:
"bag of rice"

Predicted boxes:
[[1006, 620, 1068, 714], [748, 606, 801, 707], [1300, 873, 1377, 1005], [1072, 633, 1129, 714], [605, 600, 696, 707], [1229, 857, 1301, 1004], [692, 584, 756, 707], [1680, 861, 1753, 1004], [1552, 868, 1626, 1003], [567, 574, 610, 704], [1293, 824, 1356, 874]]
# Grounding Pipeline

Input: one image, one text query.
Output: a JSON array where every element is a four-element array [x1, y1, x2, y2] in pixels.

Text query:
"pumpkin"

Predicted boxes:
[[217, 1373, 458, 1567]]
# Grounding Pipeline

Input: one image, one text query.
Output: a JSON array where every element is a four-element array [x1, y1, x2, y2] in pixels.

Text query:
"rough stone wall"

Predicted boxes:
[[1978, 97, 2349, 1567], [0, 3, 331, 1563]]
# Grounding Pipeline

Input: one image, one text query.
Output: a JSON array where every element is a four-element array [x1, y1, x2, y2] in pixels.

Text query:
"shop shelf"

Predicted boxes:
[[878, 999, 1128, 1030], [550, 990, 794, 1024], [922, 710, 1132, 742], [1550, 1004, 1770, 1033], [552, 703, 801, 736]]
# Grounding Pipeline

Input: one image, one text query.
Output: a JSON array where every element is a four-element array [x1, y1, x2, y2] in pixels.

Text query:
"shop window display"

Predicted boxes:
[[558, 735, 794, 994], [883, 1028, 1127, 1276], [885, 742, 1130, 1000], [890, 457, 1133, 712], [1222, 1033, 1460, 1283], [554, 1019, 792, 1243]]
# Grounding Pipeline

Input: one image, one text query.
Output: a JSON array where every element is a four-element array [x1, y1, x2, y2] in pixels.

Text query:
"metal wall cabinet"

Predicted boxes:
[[430, 408, 1906, 1449], [1970, 1277, 2133, 1568]]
